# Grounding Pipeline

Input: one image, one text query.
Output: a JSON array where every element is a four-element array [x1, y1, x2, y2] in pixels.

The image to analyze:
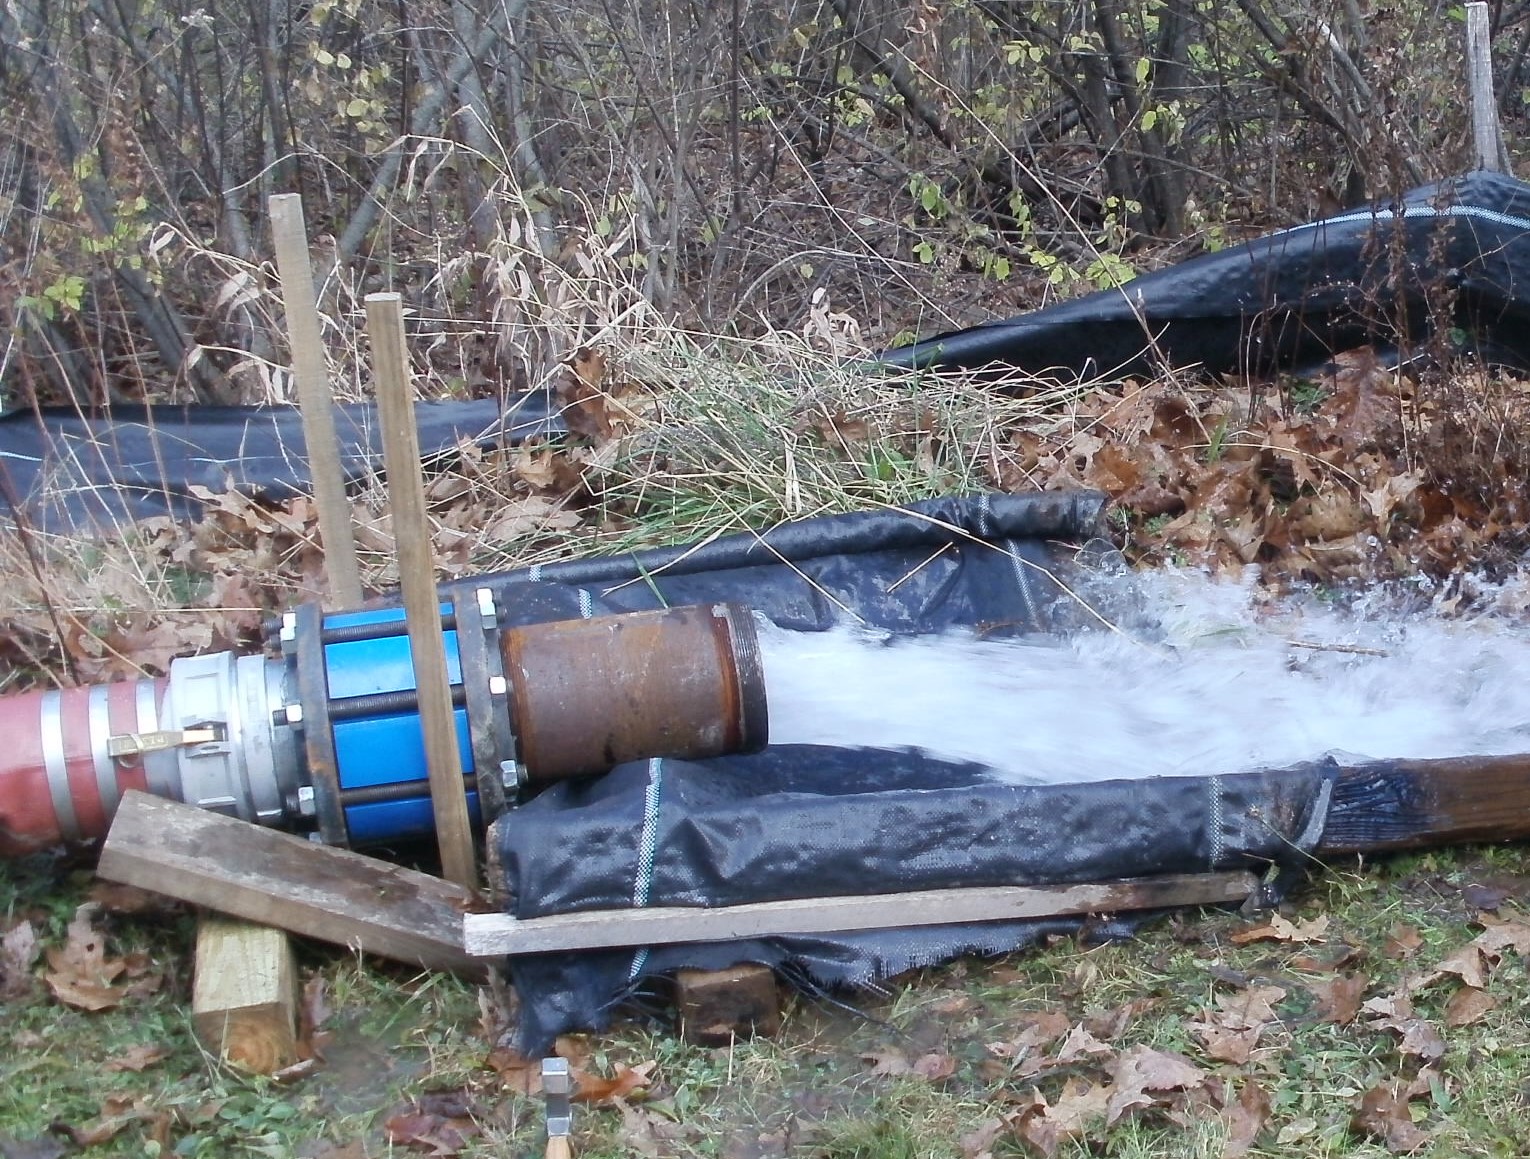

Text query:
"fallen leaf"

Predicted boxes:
[[1213, 984, 1285, 1031], [959, 1116, 1006, 1158], [572, 1060, 655, 1104], [1444, 985, 1497, 1027], [382, 1089, 481, 1157], [1230, 913, 1328, 945], [1411, 917, 1530, 993], [613, 1099, 677, 1159], [86, 883, 172, 916], [1084, 997, 1159, 1040], [1221, 1081, 1271, 1158], [43, 905, 158, 1012], [486, 1047, 541, 1094], [1310, 972, 1368, 1025], [912, 1051, 957, 1081], [103, 1045, 170, 1073], [1190, 1021, 1261, 1065], [1385, 925, 1424, 957], [1053, 1024, 1114, 1063], [861, 1047, 911, 1076], [1106, 1045, 1209, 1126], [1351, 1075, 1432, 1153]]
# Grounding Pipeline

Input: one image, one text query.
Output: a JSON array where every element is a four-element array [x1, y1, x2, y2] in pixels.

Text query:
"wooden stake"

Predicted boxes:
[[192, 917, 298, 1074], [365, 292, 478, 890], [1466, 2, 1511, 173], [462, 871, 1259, 956], [269, 194, 364, 608], [99, 791, 485, 976]]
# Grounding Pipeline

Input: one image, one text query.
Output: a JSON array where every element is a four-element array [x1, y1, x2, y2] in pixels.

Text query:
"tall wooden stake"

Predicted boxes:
[[269, 194, 365, 609], [365, 292, 478, 889], [1466, 2, 1511, 173]]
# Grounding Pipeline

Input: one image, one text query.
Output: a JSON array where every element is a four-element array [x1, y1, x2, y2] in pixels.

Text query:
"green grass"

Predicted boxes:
[[7, 843, 1530, 1155]]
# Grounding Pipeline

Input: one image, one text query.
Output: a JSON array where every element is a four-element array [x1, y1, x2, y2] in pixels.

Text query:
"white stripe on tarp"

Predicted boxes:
[[628, 757, 665, 980], [1271, 201, 1530, 239]]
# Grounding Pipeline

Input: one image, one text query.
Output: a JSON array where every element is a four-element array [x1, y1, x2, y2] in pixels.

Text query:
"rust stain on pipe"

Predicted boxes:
[[501, 603, 768, 783]]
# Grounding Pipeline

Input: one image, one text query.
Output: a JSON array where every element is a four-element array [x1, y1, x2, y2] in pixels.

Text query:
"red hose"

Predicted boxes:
[[0, 678, 164, 856]]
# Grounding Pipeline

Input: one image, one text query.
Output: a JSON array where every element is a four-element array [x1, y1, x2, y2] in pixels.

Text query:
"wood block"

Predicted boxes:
[[673, 964, 781, 1045], [192, 918, 298, 1074], [98, 791, 485, 977]]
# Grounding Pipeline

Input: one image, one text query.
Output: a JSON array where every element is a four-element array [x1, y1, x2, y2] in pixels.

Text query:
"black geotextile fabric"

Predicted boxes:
[[481, 492, 1335, 1050], [0, 392, 562, 531], [878, 170, 1530, 379], [13, 171, 1530, 532]]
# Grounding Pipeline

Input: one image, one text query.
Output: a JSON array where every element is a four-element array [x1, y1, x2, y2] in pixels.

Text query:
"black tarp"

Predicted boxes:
[[9, 171, 1530, 531], [878, 169, 1530, 379], [0, 393, 562, 531], [480, 493, 1336, 1050]]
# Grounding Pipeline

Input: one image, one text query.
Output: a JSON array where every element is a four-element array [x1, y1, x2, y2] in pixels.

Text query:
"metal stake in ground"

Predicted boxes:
[[542, 1058, 573, 1159], [364, 292, 478, 890]]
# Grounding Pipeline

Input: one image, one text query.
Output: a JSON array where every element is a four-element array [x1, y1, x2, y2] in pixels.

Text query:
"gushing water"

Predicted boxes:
[[758, 569, 1530, 783]]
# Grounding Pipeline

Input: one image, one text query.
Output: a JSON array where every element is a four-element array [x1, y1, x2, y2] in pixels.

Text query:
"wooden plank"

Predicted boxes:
[[1321, 755, 1530, 854], [269, 194, 364, 609], [462, 871, 1259, 957], [1466, 2, 1510, 173], [673, 964, 780, 1045], [192, 917, 298, 1074], [365, 291, 478, 890], [98, 790, 484, 977]]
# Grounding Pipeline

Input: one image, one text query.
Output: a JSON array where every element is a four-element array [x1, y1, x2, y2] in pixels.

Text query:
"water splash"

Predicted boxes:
[[757, 568, 1530, 783]]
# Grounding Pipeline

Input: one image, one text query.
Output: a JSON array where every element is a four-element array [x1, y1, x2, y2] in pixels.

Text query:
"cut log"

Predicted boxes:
[[98, 790, 484, 976], [673, 964, 781, 1045], [192, 917, 298, 1074], [462, 871, 1259, 957]]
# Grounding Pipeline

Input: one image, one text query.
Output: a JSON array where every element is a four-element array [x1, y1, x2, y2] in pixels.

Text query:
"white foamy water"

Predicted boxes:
[[758, 569, 1530, 783]]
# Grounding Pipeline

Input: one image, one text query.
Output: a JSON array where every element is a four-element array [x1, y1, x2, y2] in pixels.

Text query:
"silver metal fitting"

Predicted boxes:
[[488, 674, 508, 697], [284, 703, 304, 725], [500, 759, 527, 792], [476, 587, 497, 630], [295, 785, 316, 817], [279, 612, 299, 654]]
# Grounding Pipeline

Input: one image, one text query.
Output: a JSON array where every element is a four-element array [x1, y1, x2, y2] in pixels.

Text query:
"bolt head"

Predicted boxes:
[[500, 759, 526, 791], [284, 703, 305, 725], [296, 785, 317, 816], [489, 675, 508, 696]]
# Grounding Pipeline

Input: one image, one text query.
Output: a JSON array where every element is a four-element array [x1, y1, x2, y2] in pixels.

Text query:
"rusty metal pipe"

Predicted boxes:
[[501, 603, 768, 783]]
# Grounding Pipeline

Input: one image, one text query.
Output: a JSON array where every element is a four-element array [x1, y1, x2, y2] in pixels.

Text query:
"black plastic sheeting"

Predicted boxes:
[[10, 171, 1530, 532], [482, 493, 1335, 1050], [878, 170, 1530, 380], [0, 393, 562, 531]]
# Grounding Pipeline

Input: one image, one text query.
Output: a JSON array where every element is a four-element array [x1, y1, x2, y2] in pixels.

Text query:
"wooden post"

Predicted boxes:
[[192, 918, 299, 1074], [1466, 2, 1511, 173], [269, 194, 365, 609], [365, 292, 478, 890]]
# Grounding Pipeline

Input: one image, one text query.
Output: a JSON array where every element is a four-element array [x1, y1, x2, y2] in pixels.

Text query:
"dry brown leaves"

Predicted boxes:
[[998, 350, 1530, 585], [1351, 1071, 1438, 1154], [43, 905, 160, 1012], [382, 1090, 482, 1157]]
